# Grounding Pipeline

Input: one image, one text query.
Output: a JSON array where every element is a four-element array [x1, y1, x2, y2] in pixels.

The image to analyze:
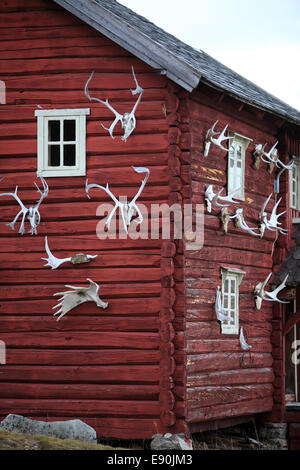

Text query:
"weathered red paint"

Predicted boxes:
[[0, 0, 299, 441]]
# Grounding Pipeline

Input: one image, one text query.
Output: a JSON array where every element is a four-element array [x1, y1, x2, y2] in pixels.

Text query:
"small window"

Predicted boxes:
[[35, 108, 90, 177], [290, 162, 300, 210], [227, 132, 251, 201], [221, 267, 245, 334]]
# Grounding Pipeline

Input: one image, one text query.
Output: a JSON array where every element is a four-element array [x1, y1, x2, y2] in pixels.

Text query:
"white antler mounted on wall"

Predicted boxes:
[[254, 141, 293, 171], [229, 208, 260, 237], [53, 278, 108, 321], [42, 236, 98, 269], [84, 66, 144, 141], [0, 176, 48, 235], [205, 185, 240, 213], [86, 166, 149, 233], [258, 194, 287, 237], [254, 272, 289, 309], [239, 327, 252, 351], [215, 286, 231, 322], [204, 120, 232, 157]]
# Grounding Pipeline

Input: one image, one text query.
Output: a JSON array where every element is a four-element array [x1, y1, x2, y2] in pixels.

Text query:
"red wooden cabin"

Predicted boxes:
[[0, 0, 300, 443]]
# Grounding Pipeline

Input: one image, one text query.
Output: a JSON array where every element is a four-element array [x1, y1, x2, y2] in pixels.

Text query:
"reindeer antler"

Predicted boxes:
[[0, 176, 48, 235], [84, 67, 143, 141]]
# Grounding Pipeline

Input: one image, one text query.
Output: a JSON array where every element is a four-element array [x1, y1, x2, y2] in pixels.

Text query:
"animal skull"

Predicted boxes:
[[42, 236, 97, 269], [229, 208, 260, 237], [205, 185, 240, 213]]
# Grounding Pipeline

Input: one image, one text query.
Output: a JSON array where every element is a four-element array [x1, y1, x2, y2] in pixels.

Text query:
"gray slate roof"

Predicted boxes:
[[54, 0, 300, 125], [273, 224, 300, 286]]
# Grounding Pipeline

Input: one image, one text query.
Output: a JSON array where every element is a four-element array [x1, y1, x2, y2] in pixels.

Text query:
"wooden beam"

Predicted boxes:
[[284, 310, 300, 336]]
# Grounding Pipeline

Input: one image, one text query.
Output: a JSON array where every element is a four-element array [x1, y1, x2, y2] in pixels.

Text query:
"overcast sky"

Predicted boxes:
[[119, 0, 300, 111]]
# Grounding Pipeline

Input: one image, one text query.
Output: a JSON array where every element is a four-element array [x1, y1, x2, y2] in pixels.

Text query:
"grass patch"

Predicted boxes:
[[0, 429, 127, 450]]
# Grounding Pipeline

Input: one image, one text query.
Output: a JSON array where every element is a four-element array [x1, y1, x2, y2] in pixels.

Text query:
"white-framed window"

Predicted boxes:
[[221, 267, 245, 335], [290, 162, 300, 210], [35, 108, 90, 177], [227, 132, 252, 201]]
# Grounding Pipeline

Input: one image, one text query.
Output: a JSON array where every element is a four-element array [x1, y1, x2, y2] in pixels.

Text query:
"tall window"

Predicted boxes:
[[221, 267, 245, 334], [35, 108, 90, 177], [227, 132, 251, 201], [290, 162, 299, 210]]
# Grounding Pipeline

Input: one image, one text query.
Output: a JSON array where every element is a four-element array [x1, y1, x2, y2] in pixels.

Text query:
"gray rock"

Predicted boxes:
[[151, 433, 193, 450], [0, 414, 97, 443]]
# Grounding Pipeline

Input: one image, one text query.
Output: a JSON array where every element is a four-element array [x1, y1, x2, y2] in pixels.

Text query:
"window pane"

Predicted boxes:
[[48, 145, 60, 166], [48, 120, 60, 142], [64, 120, 76, 141], [230, 297, 235, 309], [237, 145, 242, 158], [63, 144, 76, 166], [223, 295, 228, 308], [230, 158, 234, 168], [224, 279, 229, 293]]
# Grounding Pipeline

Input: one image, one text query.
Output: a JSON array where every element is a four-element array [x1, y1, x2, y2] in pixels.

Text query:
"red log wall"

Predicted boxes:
[[0, 0, 186, 439], [181, 86, 288, 428]]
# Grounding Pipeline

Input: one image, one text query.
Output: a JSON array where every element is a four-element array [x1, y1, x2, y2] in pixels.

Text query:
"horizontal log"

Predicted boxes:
[[0, 332, 159, 349], [0, 235, 162, 254], [0, 316, 159, 333], [0, 282, 161, 300], [0, 251, 161, 270], [187, 338, 272, 354], [0, 365, 159, 383], [0, 398, 160, 417], [0, 56, 153, 75], [0, 382, 159, 400], [186, 396, 273, 423], [0, 267, 161, 284], [187, 384, 273, 409], [186, 352, 273, 374], [187, 367, 274, 387], [0, 297, 161, 316], [5, 348, 160, 366]]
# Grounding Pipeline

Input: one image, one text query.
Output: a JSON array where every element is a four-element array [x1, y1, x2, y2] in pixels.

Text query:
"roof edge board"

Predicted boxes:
[[199, 77, 300, 126], [53, 0, 200, 92]]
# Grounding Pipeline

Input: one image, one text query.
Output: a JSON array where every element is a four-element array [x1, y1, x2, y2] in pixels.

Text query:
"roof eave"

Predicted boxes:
[[53, 0, 201, 92]]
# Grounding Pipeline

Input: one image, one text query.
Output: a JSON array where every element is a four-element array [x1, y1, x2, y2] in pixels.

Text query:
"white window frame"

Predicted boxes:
[[290, 162, 300, 210], [227, 132, 252, 201], [220, 267, 245, 335], [35, 108, 90, 177]]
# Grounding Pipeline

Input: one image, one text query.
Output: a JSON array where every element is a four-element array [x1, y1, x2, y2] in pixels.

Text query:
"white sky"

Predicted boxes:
[[119, 0, 300, 111]]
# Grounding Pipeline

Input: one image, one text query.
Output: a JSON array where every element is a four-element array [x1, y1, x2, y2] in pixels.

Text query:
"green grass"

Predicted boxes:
[[0, 429, 127, 450]]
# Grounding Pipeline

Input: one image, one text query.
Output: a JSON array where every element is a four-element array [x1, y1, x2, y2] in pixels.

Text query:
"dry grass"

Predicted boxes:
[[0, 429, 127, 450]]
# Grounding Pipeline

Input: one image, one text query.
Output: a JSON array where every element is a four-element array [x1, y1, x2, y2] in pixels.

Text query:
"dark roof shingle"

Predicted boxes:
[[55, 0, 300, 125]]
